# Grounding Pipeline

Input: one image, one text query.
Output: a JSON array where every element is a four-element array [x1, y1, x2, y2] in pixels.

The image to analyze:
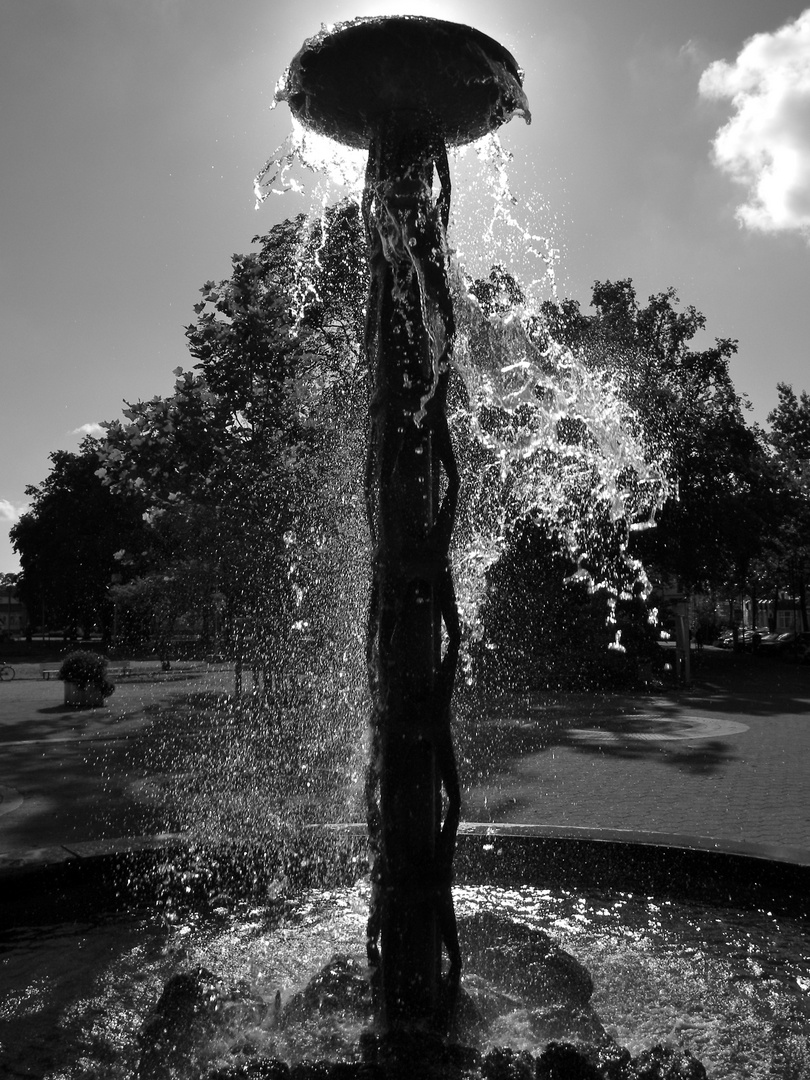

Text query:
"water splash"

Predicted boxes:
[[447, 260, 667, 661], [254, 118, 365, 209], [450, 133, 561, 305], [4, 881, 808, 1079], [252, 121, 669, 676]]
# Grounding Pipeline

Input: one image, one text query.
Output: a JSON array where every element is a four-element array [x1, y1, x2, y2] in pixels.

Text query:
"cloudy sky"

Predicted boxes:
[[2, 0, 809, 574]]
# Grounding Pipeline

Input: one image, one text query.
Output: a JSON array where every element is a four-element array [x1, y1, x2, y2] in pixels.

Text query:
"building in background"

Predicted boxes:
[[0, 582, 28, 638]]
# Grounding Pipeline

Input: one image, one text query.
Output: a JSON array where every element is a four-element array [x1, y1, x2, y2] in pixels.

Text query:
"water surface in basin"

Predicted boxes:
[[1, 880, 809, 1079]]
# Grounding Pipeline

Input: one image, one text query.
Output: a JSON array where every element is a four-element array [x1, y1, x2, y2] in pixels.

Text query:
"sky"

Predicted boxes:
[[2, 0, 809, 574]]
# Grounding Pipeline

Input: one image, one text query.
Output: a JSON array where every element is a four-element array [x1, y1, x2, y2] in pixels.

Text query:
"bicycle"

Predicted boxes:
[[0, 661, 15, 681]]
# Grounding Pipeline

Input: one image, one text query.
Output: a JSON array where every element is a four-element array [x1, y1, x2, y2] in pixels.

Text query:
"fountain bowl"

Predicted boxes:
[[2, 824, 808, 942], [277, 16, 531, 150]]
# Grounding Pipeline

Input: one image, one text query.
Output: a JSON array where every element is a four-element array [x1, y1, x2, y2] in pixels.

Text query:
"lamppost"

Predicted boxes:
[[110, 572, 122, 651], [278, 16, 529, 1034]]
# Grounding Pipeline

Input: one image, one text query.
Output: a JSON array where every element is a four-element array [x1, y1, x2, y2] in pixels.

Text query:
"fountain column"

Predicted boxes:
[[278, 15, 529, 1033], [362, 117, 460, 1029]]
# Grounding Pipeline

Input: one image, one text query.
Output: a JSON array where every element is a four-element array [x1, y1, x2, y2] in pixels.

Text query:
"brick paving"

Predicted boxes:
[[0, 648, 808, 863], [458, 646, 810, 859]]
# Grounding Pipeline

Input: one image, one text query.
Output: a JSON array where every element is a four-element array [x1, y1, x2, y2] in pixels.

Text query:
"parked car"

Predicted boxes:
[[761, 630, 798, 652], [748, 627, 770, 649], [760, 630, 810, 657], [715, 627, 769, 649]]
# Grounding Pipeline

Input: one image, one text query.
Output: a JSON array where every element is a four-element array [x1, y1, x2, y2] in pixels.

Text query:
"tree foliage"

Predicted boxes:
[[10, 441, 146, 637], [468, 274, 791, 680], [15, 201, 797, 684], [762, 383, 810, 629], [97, 203, 368, 665], [769, 383, 810, 468], [542, 279, 775, 595], [450, 268, 667, 684]]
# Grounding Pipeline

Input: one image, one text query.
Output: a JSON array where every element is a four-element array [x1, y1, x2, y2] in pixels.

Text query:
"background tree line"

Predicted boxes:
[[11, 206, 809, 684]]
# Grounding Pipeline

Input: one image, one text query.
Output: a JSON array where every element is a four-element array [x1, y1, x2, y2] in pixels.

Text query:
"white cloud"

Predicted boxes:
[[0, 499, 24, 523], [70, 422, 106, 438], [699, 10, 810, 241]]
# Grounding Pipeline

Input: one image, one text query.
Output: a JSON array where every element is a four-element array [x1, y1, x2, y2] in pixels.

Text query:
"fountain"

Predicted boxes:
[[2, 16, 810, 1080], [272, 14, 530, 1037]]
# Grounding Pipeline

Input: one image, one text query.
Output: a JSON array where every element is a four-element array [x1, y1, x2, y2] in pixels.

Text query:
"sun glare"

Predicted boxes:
[[351, 0, 477, 24]]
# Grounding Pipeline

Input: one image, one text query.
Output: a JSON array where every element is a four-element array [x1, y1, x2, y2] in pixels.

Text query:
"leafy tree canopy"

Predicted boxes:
[[760, 382, 810, 628], [97, 204, 368, 663], [10, 440, 146, 635], [768, 382, 810, 473], [539, 279, 774, 593]]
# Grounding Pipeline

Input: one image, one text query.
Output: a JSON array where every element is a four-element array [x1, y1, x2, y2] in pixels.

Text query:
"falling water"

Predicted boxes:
[[255, 119, 667, 657]]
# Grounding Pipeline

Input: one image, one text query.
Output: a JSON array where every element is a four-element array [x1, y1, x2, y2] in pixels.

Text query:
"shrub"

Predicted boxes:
[[58, 651, 115, 697]]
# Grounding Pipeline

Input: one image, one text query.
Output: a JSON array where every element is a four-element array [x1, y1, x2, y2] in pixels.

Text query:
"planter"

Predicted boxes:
[[59, 652, 114, 707], [63, 681, 104, 708]]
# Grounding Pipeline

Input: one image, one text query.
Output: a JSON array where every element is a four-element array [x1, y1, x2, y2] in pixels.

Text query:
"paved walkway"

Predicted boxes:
[[0, 660, 234, 863], [0, 648, 808, 867], [460, 647, 810, 861]]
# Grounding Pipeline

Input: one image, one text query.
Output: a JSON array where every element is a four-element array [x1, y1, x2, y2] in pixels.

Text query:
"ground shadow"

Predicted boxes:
[[0, 733, 167, 852], [677, 647, 810, 719], [456, 692, 738, 783], [2, 647, 805, 856]]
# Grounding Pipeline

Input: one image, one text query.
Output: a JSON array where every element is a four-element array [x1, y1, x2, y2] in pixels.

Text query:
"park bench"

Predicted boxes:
[[40, 666, 59, 680]]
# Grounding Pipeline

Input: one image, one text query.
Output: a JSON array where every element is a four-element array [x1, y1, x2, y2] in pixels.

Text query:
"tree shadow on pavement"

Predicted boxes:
[[0, 709, 98, 742], [455, 700, 737, 795], [456, 645, 808, 791], [0, 734, 166, 853], [38, 704, 92, 715]]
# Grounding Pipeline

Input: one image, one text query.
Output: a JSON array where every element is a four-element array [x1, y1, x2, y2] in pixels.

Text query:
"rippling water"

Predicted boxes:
[[1, 881, 808, 1079]]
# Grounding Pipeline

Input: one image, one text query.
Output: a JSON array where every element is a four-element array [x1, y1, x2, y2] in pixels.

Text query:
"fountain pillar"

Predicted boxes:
[[277, 15, 529, 1033], [362, 117, 458, 1029]]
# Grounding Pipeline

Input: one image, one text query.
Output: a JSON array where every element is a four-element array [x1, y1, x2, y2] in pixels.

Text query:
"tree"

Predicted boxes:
[[764, 383, 810, 630], [544, 279, 774, 597], [10, 441, 146, 640], [460, 274, 786, 678], [476, 515, 660, 688], [98, 203, 368, 673], [769, 383, 810, 465], [447, 267, 668, 684]]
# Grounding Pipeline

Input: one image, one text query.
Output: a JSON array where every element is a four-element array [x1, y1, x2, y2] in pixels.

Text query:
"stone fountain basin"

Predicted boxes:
[[1, 827, 809, 1079]]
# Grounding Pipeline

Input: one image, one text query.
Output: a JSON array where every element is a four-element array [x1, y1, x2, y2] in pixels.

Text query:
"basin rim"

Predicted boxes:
[[1, 825, 808, 921]]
